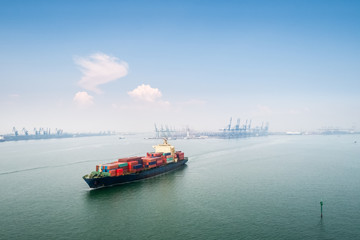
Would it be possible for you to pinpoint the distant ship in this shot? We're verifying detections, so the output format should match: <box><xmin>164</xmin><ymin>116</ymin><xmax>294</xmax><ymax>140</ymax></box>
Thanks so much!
<box><xmin>83</xmin><ymin>139</ymin><xmax>188</xmax><ymax>189</ymax></box>
<box><xmin>286</xmin><ymin>131</ymin><xmax>302</xmax><ymax>135</ymax></box>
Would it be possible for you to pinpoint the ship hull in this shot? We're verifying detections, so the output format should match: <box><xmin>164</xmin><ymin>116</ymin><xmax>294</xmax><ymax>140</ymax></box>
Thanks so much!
<box><xmin>83</xmin><ymin>158</ymin><xmax>188</xmax><ymax>189</ymax></box>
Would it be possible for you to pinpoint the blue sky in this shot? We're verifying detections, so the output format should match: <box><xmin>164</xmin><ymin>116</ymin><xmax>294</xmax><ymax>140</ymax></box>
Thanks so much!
<box><xmin>1</xmin><ymin>0</ymin><xmax>359</xmax><ymax>133</ymax></box>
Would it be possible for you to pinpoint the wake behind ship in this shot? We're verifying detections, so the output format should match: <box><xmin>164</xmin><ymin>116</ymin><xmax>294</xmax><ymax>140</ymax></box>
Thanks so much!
<box><xmin>83</xmin><ymin>139</ymin><xmax>188</xmax><ymax>189</ymax></box>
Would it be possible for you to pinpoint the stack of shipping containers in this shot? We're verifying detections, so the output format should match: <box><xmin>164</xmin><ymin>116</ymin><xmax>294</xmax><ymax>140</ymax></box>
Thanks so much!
<box><xmin>94</xmin><ymin>151</ymin><xmax>185</xmax><ymax>177</ymax></box>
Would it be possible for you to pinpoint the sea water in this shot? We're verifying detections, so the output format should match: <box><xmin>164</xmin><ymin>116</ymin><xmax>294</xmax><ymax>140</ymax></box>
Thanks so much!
<box><xmin>0</xmin><ymin>134</ymin><xmax>359</xmax><ymax>239</ymax></box>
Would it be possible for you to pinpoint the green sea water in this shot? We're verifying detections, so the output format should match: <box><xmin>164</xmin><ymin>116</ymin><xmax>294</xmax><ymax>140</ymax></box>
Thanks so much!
<box><xmin>1</xmin><ymin>135</ymin><xmax>359</xmax><ymax>239</ymax></box>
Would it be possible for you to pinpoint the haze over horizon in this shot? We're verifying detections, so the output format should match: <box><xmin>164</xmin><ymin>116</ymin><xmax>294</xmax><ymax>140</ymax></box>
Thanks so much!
<box><xmin>1</xmin><ymin>1</ymin><xmax>359</xmax><ymax>135</ymax></box>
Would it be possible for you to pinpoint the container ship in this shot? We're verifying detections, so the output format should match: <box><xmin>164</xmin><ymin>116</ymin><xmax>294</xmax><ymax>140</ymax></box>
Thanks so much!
<box><xmin>83</xmin><ymin>139</ymin><xmax>188</xmax><ymax>189</ymax></box>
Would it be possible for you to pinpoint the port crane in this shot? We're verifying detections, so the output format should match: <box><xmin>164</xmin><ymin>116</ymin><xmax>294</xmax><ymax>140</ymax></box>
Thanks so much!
<box><xmin>22</xmin><ymin>128</ymin><xmax>29</xmax><ymax>135</ymax></box>
<box><xmin>154</xmin><ymin>124</ymin><xmax>160</xmax><ymax>138</ymax></box>
<box><xmin>55</xmin><ymin>128</ymin><xmax>63</xmax><ymax>135</ymax></box>
<box><xmin>235</xmin><ymin>119</ymin><xmax>240</xmax><ymax>131</ymax></box>
<box><xmin>12</xmin><ymin>127</ymin><xmax>18</xmax><ymax>136</ymax></box>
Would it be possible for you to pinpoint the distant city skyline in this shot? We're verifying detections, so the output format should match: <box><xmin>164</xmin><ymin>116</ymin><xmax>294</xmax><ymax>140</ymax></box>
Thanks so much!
<box><xmin>1</xmin><ymin>1</ymin><xmax>359</xmax><ymax>134</ymax></box>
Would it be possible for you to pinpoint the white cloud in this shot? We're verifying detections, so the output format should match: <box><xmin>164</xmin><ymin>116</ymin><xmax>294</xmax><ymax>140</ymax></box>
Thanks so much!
<box><xmin>73</xmin><ymin>91</ymin><xmax>94</xmax><ymax>106</ymax></box>
<box><xmin>128</xmin><ymin>84</ymin><xmax>162</xmax><ymax>102</ymax></box>
<box><xmin>74</xmin><ymin>53</ymin><xmax>128</xmax><ymax>94</ymax></box>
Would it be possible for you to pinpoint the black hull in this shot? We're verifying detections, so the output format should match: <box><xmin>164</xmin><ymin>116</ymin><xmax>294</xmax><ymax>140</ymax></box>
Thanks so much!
<box><xmin>83</xmin><ymin>158</ymin><xmax>188</xmax><ymax>189</ymax></box>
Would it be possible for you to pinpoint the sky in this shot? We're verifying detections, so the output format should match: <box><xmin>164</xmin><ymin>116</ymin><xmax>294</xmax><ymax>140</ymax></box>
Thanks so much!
<box><xmin>0</xmin><ymin>0</ymin><xmax>359</xmax><ymax>134</ymax></box>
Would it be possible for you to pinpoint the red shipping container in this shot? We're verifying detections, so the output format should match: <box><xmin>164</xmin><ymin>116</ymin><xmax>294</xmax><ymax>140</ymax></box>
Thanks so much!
<box><xmin>108</xmin><ymin>163</ymin><xmax>119</xmax><ymax>170</ymax></box>
<box><xmin>152</xmin><ymin>152</ymin><xmax>163</xmax><ymax>157</ymax></box>
<box><xmin>116</xmin><ymin>168</ymin><xmax>124</xmax><ymax>176</ymax></box>
<box><xmin>142</xmin><ymin>161</ymin><xmax>156</xmax><ymax>166</ymax></box>
<box><xmin>146</xmin><ymin>152</ymin><xmax>162</xmax><ymax>157</ymax></box>
<box><xmin>117</xmin><ymin>165</ymin><xmax>128</xmax><ymax>170</ymax></box>
<box><xmin>128</xmin><ymin>167</ymin><xmax>138</xmax><ymax>173</ymax></box>
<box><xmin>128</xmin><ymin>160</ymin><xmax>139</xmax><ymax>170</ymax></box>
<box><xmin>177</xmin><ymin>152</ymin><xmax>184</xmax><ymax>160</ymax></box>
<box><xmin>109</xmin><ymin>169</ymin><xmax>117</xmax><ymax>177</ymax></box>
<box><xmin>118</xmin><ymin>156</ymin><xmax>144</xmax><ymax>163</ymax></box>
<box><xmin>142</xmin><ymin>157</ymin><xmax>161</xmax><ymax>162</ymax></box>
<box><xmin>96</xmin><ymin>165</ymin><xmax>99</xmax><ymax>171</ymax></box>
<box><xmin>156</xmin><ymin>160</ymin><xmax>163</xmax><ymax>166</ymax></box>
